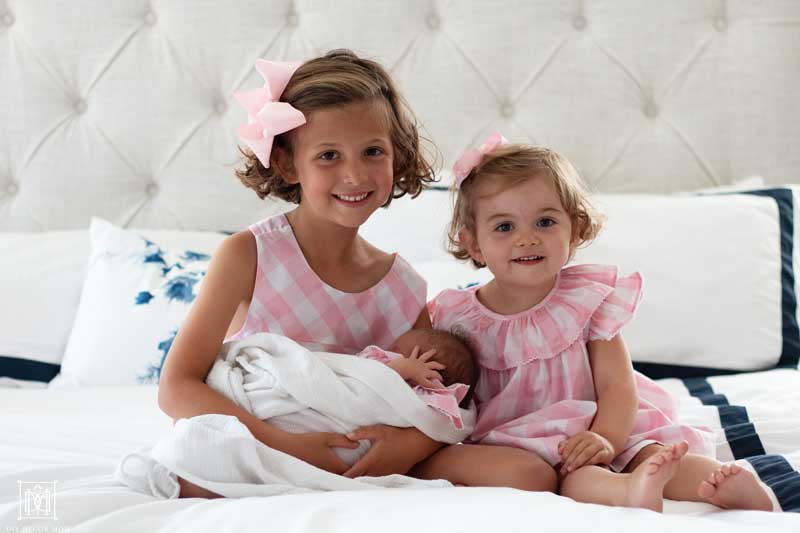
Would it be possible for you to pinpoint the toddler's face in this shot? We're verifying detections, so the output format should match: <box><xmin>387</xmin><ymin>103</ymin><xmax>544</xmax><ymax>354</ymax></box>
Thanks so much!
<box><xmin>466</xmin><ymin>174</ymin><xmax>575</xmax><ymax>292</ymax></box>
<box><xmin>285</xmin><ymin>101</ymin><xmax>395</xmax><ymax>229</ymax></box>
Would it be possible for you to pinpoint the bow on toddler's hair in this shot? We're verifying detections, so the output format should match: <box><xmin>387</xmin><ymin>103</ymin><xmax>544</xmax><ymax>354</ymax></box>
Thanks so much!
<box><xmin>234</xmin><ymin>60</ymin><xmax>306</xmax><ymax>168</ymax></box>
<box><xmin>452</xmin><ymin>132</ymin><xmax>508</xmax><ymax>188</ymax></box>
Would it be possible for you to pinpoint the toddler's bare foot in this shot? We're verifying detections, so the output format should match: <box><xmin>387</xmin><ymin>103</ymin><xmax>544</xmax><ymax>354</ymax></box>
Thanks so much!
<box><xmin>626</xmin><ymin>441</ymin><xmax>688</xmax><ymax>512</ymax></box>
<box><xmin>697</xmin><ymin>463</ymin><xmax>773</xmax><ymax>511</ymax></box>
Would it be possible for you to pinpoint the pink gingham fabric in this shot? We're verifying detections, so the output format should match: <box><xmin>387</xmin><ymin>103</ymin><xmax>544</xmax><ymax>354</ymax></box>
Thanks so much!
<box><xmin>429</xmin><ymin>264</ymin><xmax>715</xmax><ymax>471</ymax></box>
<box><xmin>225</xmin><ymin>214</ymin><xmax>427</xmax><ymax>354</ymax></box>
<box><xmin>359</xmin><ymin>345</ymin><xmax>469</xmax><ymax>430</ymax></box>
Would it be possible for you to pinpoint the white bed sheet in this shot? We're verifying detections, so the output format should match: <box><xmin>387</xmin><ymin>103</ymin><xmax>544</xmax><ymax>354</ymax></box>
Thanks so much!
<box><xmin>1</xmin><ymin>379</ymin><xmax>798</xmax><ymax>532</ymax></box>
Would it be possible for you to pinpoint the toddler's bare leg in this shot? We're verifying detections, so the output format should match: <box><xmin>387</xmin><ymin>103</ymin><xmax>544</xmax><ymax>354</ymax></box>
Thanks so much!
<box><xmin>626</xmin><ymin>443</ymin><xmax>772</xmax><ymax>510</ymax></box>
<box><xmin>560</xmin><ymin>442</ymin><xmax>686</xmax><ymax>512</ymax></box>
<box><xmin>178</xmin><ymin>476</ymin><xmax>223</xmax><ymax>499</ymax></box>
<box><xmin>409</xmin><ymin>443</ymin><xmax>558</xmax><ymax>492</ymax></box>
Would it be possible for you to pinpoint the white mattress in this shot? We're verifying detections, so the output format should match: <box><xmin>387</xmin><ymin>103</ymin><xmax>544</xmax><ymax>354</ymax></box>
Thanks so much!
<box><xmin>1</xmin><ymin>371</ymin><xmax>799</xmax><ymax>531</ymax></box>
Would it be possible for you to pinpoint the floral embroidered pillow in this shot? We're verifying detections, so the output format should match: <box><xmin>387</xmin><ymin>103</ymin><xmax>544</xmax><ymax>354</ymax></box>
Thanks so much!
<box><xmin>51</xmin><ymin>218</ymin><xmax>225</xmax><ymax>387</ymax></box>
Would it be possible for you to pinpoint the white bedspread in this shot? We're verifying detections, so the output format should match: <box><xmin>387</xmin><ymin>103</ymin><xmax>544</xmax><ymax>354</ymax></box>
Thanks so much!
<box><xmin>1</xmin><ymin>371</ymin><xmax>799</xmax><ymax>531</ymax></box>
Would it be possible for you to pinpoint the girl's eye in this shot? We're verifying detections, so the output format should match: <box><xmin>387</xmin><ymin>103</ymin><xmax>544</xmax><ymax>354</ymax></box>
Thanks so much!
<box><xmin>537</xmin><ymin>217</ymin><xmax>556</xmax><ymax>228</ymax></box>
<box><xmin>364</xmin><ymin>147</ymin><xmax>385</xmax><ymax>157</ymax></box>
<box><xmin>495</xmin><ymin>222</ymin><xmax>512</xmax><ymax>232</ymax></box>
<box><xmin>319</xmin><ymin>151</ymin><xmax>338</xmax><ymax>161</ymax></box>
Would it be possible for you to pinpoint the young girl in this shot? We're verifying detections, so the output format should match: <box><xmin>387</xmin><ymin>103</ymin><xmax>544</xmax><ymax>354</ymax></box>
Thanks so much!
<box><xmin>426</xmin><ymin>133</ymin><xmax>775</xmax><ymax>512</ymax></box>
<box><xmin>158</xmin><ymin>51</ymin><xmax>554</xmax><ymax>498</ymax></box>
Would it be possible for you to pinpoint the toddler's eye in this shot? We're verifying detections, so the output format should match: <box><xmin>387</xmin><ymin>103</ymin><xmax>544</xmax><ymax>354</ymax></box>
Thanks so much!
<box><xmin>537</xmin><ymin>217</ymin><xmax>556</xmax><ymax>228</ymax></box>
<box><xmin>364</xmin><ymin>147</ymin><xmax>385</xmax><ymax>157</ymax></box>
<box><xmin>319</xmin><ymin>151</ymin><xmax>339</xmax><ymax>161</ymax></box>
<box><xmin>495</xmin><ymin>222</ymin><xmax>512</xmax><ymax>232</ymax></box>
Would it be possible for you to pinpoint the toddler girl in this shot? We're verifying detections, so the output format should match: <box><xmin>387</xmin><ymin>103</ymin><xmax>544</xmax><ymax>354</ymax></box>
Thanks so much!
<box><xmin>428</xmin><ymin>133</ymin><xmax>775</xmax><ymax>512</ymax></box>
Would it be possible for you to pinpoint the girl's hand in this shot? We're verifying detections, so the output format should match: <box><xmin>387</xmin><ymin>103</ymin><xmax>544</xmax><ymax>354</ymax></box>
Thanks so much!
<box><xmin>388</xmin><ymin>346</ymin><xmax>446</xmax><ymax>388</ymax></box>
<box><xmin>284</xmin><ymin>431</ymin><xmax>361</xmax><ymax>475</ymax></box>
<box><xmin>557</xmin><ymin>431</ymin><xmax>616</xmax><ymax>475</ymax></box>
<box><xmin>342</xmin><ymin>425</ymin><xmax>438</xmax><ymax>478</ymax></box>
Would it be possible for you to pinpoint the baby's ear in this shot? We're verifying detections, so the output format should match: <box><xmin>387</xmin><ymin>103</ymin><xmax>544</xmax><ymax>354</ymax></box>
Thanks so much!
<box><xmin>458</xmin><ymin>228</ymin><xmax>485</xmax><ymax>265</ymax></box>
<box><xmin>273</xmin><ymin>148</ymin><xmax>297</xmax><ymax>184</ymax></box>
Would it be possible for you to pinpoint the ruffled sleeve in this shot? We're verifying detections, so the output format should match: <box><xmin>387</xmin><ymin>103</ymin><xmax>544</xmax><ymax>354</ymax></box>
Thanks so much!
<box><xmin>358</xmin><ymin>345</ymin><xmax>394</xmax><ymax>365</ymax></box>
<box><xmin>585</xmin><ymin>268</ymin><xmax>643</xmax><ymax>342</ymax></box>
<box><xmin>412</xmin><ymin>382</ymin><xmax>470</xmax><ymax>430</ymax></box>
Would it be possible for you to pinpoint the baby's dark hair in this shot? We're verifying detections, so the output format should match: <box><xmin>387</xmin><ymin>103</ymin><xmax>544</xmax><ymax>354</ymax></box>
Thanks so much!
<box><xmin>406</xmin><ymin>328</ymin><xmax>478</xmax><ymax>409</ymax></box>
<box><xmin>236</xmin><ymin>49</ymin><xmax>436</xmax><ymax>206</ymax></box>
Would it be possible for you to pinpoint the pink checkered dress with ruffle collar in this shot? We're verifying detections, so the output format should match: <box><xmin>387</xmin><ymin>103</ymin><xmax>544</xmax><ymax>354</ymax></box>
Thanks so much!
<box><xmin>429</xmin><ymin>264</ymin><xmax>715</xmax><ymax>471</ymax></box>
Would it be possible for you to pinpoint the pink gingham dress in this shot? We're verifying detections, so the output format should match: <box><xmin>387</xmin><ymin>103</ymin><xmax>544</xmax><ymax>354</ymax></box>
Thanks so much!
<box><xmin>225</xmin><ymin>214</ymin><xmax>427</xmax><ymax>354</ymax></box>
<box><xmin>429</xmin><ymin>264</ymin><xmax>715</xmax><ymax>471</ymax></box>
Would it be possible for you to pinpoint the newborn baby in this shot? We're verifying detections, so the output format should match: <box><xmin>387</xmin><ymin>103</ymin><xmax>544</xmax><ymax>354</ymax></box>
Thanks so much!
<box><xmin>204</xmin><ymin>328</ymin><xmax>479</xmax><ymax>470</ymax></box>
<box><xmin>365</xmin><ymin>328</ymin><xmax>478</xmax><ymax>409</ymax></box>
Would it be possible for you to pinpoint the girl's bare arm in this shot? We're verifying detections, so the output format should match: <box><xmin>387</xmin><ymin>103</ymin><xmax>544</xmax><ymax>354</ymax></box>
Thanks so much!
<box><xmin>157</xmin><ymin>231</ymin><xmax>291</xmax><ymax>448</ymax></box>
<box><xmin>587</xmin><ymin>334</ymin><xmax>638</xmax><ymax>455</ymax></box>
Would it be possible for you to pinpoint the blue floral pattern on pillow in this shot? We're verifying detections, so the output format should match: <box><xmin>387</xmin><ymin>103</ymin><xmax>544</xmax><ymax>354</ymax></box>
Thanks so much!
<box><xmin>140</xmin><ymin>329</ymin><xmax>177</xmax><ymax>384</ymax></box>
<box><xmin>132</xmin><ymin>236</ymin><xmax>210</xmax><ymax>384</ymax></box>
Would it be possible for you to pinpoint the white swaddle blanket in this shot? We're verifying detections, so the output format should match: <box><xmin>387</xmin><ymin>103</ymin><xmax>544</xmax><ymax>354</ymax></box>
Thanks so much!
<box><xmin>116</xmin><ymin>333</ymin><xmax>475</xmax><ymax>498</ymax></box>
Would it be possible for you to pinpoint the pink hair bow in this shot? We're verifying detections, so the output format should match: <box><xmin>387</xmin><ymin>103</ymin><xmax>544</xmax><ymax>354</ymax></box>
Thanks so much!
<box><xmin>452</xmin><ymin>132</ymin><xmax>508</xmax><ymax>188</ymax></box>
<box><xmin>234</xmin><ymin>59</ymin><xmax>306</xmax><ymax>168</ymax></box>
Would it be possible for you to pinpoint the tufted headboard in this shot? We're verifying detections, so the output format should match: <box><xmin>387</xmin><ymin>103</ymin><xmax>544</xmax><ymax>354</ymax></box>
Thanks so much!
<box><xmin>1</xmin><ymin>0</ymin><xmax>798</xmax><ymax>232</ymax></box>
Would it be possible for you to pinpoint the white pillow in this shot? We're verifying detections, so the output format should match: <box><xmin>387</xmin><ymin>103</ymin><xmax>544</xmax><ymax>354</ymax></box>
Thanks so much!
<box><xmin>0</xmin><ymin>230</ymin><xmax>89</xmax><ymax>387</ymax></box>
<box><xmin>574</xmin><ymin>187</ymin><xmax>798</xmax><ymax>377</ymax></box>
<box><xmin>50</xmin><ymin>218</ymin><xmax>226</xmax><ymax>387</ymax></box>
<box><xmin>363</xmin><ymin>184</ymin><xmax>800</xmax><ymax>378</ymax></box>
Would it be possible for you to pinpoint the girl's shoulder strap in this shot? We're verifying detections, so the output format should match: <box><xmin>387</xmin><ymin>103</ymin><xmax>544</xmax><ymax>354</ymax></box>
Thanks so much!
<box><xmin>247</xmin><ymin>212</ymin><xmax>291</xmax><ymax>237</ymax></box>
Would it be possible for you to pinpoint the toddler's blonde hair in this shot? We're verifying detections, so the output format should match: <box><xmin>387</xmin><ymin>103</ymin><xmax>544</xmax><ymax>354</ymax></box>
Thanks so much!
<box><xmin>447</xmin><ymin>145</ymin><xmax>604</xmax><ymax>268</ymax></box>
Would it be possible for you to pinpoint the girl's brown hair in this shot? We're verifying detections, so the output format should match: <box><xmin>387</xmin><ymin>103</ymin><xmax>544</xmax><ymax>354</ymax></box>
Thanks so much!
<box><xmin>236</xmin><ymin>49</ymin><xmax>436</xmax><ymax>205</ymax></box>
<box><xmin>447</xmin><ymin>145</ymin><xmax>604</xmax><ymax>268</ymax></box>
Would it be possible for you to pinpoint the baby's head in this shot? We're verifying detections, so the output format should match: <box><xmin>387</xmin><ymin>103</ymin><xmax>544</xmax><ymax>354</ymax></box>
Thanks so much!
<box><xmin>447</xmin><ymin>138</ymin><xmax>603</xmax><ymax>284</ymax></box>
<box><xmin>235</xmin><ymin>49</ymin><xmax>435</xmax><ymax>211</ymax></box>
<box><xmin>389</xmin><ymin>328</ymin><xmax>478</xmax><ymax>408</ymax></box>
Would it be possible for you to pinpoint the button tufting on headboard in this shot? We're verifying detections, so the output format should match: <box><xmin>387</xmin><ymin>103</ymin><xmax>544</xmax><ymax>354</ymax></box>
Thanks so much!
<box><xmin>0</xmin><ymin>1</ymin><xmax>797</xmax><ymax>231</ymax></box>
<box><xmin>643</xmin><ymin>103</ymin><xmax>659</xmax><ymax>119</ymax></box>
<box><xmin>74</xmin><ymin>99</ymin><xmax>88</xmax><ymax>115</ymax></box>
<box><xmin>572</xmin><ymin>15</ymin><xmax>587</xmax><ymax>31</ymax></box>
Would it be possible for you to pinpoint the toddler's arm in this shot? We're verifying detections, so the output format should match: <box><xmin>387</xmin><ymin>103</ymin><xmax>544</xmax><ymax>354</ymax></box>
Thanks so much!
<box><xmin>587</xmin><ymin>334</ymin><xmax>638</xmax><ymax>454</ymax></box>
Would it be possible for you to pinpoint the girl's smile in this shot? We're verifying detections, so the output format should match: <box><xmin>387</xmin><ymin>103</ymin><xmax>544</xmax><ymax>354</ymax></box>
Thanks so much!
<box><xmin>465</xmin><ymin>173</ymin><xmax>577</xmax><ymax>314</ymax></box>
<box><xmin>281</xmin><ymin>101</ymin><xmax>395</xmax><ymax>229</ymax></box>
